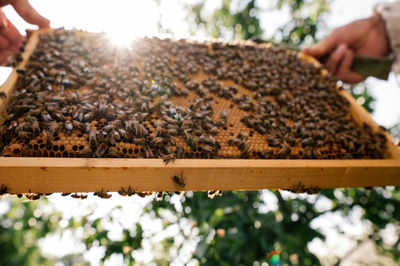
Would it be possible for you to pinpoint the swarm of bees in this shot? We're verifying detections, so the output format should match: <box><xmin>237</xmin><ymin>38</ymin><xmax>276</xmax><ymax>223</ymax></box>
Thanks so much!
<box><xmin>14</xmin><ymin>189</ymin><xmax>50</xmax><ymax>200</ymax></box>
<box><xmin>0</xmin><ymin>28</ymin><xmax>388</xmax><ymax>164</ymax></box>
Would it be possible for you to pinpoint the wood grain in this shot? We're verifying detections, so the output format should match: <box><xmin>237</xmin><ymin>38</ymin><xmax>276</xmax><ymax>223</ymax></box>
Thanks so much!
<box><xmin>0</xmin><ymin>157</ymin><xmax>399</xmax><ymax>193</ymax></box>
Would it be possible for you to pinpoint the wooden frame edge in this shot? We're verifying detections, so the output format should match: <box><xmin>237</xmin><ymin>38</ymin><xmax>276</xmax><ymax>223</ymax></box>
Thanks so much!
<box><xmin>0</xmin><ymin>157</ymin><xmax>399</xmax><ymax>193</ymax></box>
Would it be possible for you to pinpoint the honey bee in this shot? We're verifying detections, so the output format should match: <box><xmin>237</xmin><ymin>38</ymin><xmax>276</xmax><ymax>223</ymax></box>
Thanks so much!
<box><xmin>94</xmin><ymin>143</ymin><xmax>108</xmax><ymax>158</ymax></box>
<box><xmin>163</xmin><ymin>153</ymin><xmax>175</xmax><ymax>165</ymax></box>
<box><xmin>89</xmin><ymin>130</ymin><xmax>97</xmax><ymax>147</ymax></box>
<box><xmin>14</xmin><ymin>122</ymin><xmax>27</xmax><ymax>133</ymax></box>
<box><xmin>84</xmin><ymin>112</ymin><xmax>94</xmax><ymax>121</ymax></box>
<box><xmin>72</xmin><ymin>120</ymin><xmax>85</xmax><ymax>131</ymax></box>
<box><xmin>41</xmin><ymin>111</ymin><xmax>52</xmax><ymax>122</ymax></box>
<box><xmin>25</xmin><ymin>193</ymin><xmax>41</xmax><ymax>200</ymax></box>
<box><xmin>151</xmin><ymin>137</ymin><xmax>165</xmax><ymax>146</ymax></box>
<box><xmin>31</xmin><ymin>120</ymin><xmax>40</xmax><ymax>134</ymax></box>
<box><xmin>15</xmin><ymin>53</ymin><xmax>23</xmax><ymax>62</ymax></box>
<box><xmin>118</xmin><ymin>186</ymin><xmax>134</xmax><ymax>196</ymax></box>
<box><xmin>288</xmin><ymin>182</ymin><xmax>306</xmax><ymax>194</ymax></box>
<box><xmin>207</xmin><ymin>190</ymin><xmax>223</xmax><ymax>199</ymax></box>
<box><xmin>176</xmin><ymin>146</ymin><xmax>184</xmax><ymax>158</ymax></box>
<box><xmin>267</xmin><ymin>137</ymin><xmax>281</xmax><ymax>147</ymax></box>
<box><xmin>167</xmin><ymin>128</ymin><xmax>178</xmax><ymax>136</ymax></box>
<box><xmin>103</xmin><ymin>124</ymin><xmax>114</xmax><ymax>133</ymax></box>
<box><xmin>203</xmin><ymin>136</ymin><xmax>215</xmax><ymax>146</ymax></box>
<box><xmin>117</xmin><ymin>128</ymin><xmax>127</xmax><ymax>139</ymax></box>
<box><xmin>136</xmin><ymin>191</ymin><xmax>152</xmax><ymax>197</ymax></box>
<box><xmin>78</xmin><ymin>149</ymin><xmax>93</xmax><ymax>158</ymax></box>
<box><xmin>25</xmin><ymin>190</ymin><xmax>42</xmax><ymax>200</ymax></box>
<box><xmin>276</xmin><ymin>144</ymin><xmax>291</xmax><ymax>158</ymax></box>
<box><xmin>304</xmin><ymin>186</ymin><xmax>321</xmax><ymax>194</ymax></box>
<box><xmin>16</xmin><ymin>68</ymin><xmax>26</xmax><ymax>74</ymax></box>
<box><xmin>94</xmin><ymin>189</ymin><xmax>112</xmax><ymax>199</ymax></box>
<box><xmin>142</xmin><ymin>146</ymin><xmax>153</xmax><ymax>157</ymax></box>
<box><xmin>209</xmin><ymin>127</ymin><xmax>219</xmax><ymax>136</ymax></box>
<box><xmin>47</xmin><ymin>121</ymin><xmax>61</xmax><ymax>135</ymax></box>
<box><xmin>0</xmin><ymin>92</ymin><xmax>6</xmax><ymax>99</ymax></box>
<box><xmin>156</xmin><ymin>191</ymin><xmax>164</xmax><ymax>201</ymax></box>
<box><xmin>71</xmin><ymin>193</ymin><xmax>88</xmax><ymax>199</ymax></box>
<box><xmin>255</xmin><ymin>124</ymin><xmax>266</xmax><ymax>135</ymax></box>
<box><xmin>241</xmin><ymin>115</ymin><xmax>255</xmax><ymax>128</ymax></box>
<box><xmin>107</xmin><ymin>146</ymin><xmax>122</xmax><ymax>158</ymax></box>
<box><xmin>0</xmin><ymin>184</ymin><xmax>8</xmax><ymax>195</ymax></box>
<box><xmin>18</xmin><ymin>131</ymin><xmax>33</xmax><ymax>139</ymax></box>
<box><xmin>227</xmin><ymin>138</ymin><xmax>234</xmax><ymax>146</ymax></box>
<box><xmin>201</xmin><ymin>144</ymin><xmax>214</xmax><ymax>153</ymax></box>
<box><xmin>172</xmin><ymin>171</ymin><xmax>185</xmax><ymax>187</ymax></box>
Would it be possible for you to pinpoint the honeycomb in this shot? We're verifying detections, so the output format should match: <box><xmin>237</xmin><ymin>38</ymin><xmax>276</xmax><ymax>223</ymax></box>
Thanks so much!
<box><xmin>0</xmin><ymin>29</ymin><xmax>388</xmax><ymax>159</ymax></box>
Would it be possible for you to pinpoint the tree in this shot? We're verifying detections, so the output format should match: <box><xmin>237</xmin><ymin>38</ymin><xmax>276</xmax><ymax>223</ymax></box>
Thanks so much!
<box><xmin>0</xmin><ymin>198</ymin><xmax>60</xmax><ymax>266</ymax></box>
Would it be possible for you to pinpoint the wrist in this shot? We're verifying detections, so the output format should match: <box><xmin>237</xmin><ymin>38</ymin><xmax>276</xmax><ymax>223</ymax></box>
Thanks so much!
<box><xmin>371</xmin><ymin>10</ymin><xmax>392</xmax><ymax>54</ymax></box>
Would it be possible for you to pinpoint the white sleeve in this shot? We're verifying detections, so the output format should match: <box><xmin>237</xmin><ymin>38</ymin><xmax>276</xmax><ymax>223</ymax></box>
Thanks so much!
<box><xmin>375</xmin><ymin>1</ymin><xmax>400</xmax><ymax>74</ymax></box>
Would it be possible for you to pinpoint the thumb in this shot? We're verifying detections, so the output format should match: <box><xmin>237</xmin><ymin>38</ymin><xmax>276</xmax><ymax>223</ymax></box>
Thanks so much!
<box><xmin>303</xmin><ymin>34</ymin><xmax>338</xmax><ymax>58</ymax></box>
<box><xmin>12</xmin><ymin>0</ymin><xmax>50</xmax><ymax>28</ymax></box>
<box><xmin>0</xmin><ymin>8</ymin><xmax>7</xmax><ymax>31</ymax></box>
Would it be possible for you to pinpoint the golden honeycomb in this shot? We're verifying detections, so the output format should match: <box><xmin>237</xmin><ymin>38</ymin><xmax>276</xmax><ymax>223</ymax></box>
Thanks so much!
<box><xmin>0</xmin><ymin>29</ymin><xmax>388</xmax><ymax>160</ymax></box>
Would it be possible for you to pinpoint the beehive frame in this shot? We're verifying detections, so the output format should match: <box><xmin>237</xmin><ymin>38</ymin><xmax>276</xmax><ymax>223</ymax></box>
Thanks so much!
<box><xmin>0</xmin><ymin>29</ymin><xmax>399</xmax><ymax>194</ymax></box>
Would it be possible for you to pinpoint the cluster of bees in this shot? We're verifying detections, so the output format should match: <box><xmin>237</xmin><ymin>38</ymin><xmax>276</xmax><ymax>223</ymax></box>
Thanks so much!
<box><xmin>0</xmin><ymin>168</ymin><xmax>223</xmax><ymax>199</ymax></box>
<box><xmin>0</xmin><ymin>182</ymin><xmax>224</xmax><ymax>200</ymax></box>
<box><xmin>0</xmin><ymin>28</ymin><xmax>388</xmax><ymax>164</ymax></box>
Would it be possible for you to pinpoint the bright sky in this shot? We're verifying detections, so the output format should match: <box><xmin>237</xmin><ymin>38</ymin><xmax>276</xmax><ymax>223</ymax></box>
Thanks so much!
<box><xmin>0</xmin><ymin>0</ymin><xmax>399</xmax><ymax>265</ymax></box>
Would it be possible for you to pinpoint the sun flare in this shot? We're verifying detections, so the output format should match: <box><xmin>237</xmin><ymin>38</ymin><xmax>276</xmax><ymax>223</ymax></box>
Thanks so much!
<box><xmin>106</xmin><ymin>30</ymin><xmax>135</xmax><ymax>47</ymax></box>
<box><xmin>101</xmin><ymin>0</ymin><xmax>159</xmax><ymax>47</ymax></box>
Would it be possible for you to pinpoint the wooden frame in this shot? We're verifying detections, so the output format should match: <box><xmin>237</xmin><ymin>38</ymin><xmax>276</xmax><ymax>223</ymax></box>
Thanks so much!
<box><xmin>0</xmin><ymin>30</ymin><xmax>399</xmax><ymax>194</ymax></box>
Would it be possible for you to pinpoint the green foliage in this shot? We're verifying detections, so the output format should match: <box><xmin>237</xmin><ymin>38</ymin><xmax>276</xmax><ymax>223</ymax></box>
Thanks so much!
<box><xmin>0</xmin><ymin>198</ymin><xmax>60</xmax><ymax>266</ymax></box>
<box><xmin>152</xmin><ymin>191</ymin><xmax>323</xmax><ymax>265</ymax></box>
<box><xmin>276</xmin><ymin>0</ymin><xmax>330</xmax><ymax>45</ymax></box>
<box><xmin>186</xmin><ymin>0</ymin><xmax>329</xmax><ymax>43</ymax></box>
<box><xmin>347</xmin><ymin>83</ymin><xmax>375</xmax><ymax>113</ymax></box>
<box><xmin>186</xmin><ymin>0</ymin><xmax>263</xmax><ymax>40</ymax></box>
<box><xmin>322</xmin><ymin>187</ymin><xmax>400</xmax><ymax>263</ymax></box>
<box><xmin>69</xmin><ymin>210</ymin><xmax>143</xmax><ymax>265</ymax></box>
<box><xmin>62</xmin><ymin>187</ymin><xmax>399</xmax><ymax>265</ymax></box>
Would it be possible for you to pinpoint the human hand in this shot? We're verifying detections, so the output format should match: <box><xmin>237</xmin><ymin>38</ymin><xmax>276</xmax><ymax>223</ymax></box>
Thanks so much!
<box><xmin>303</xmin><ymin>11</ymin><xmax>391</xmax><ymax>83</ymax></box>
<box><xmin>0</xmin><ymin>0</ymin><xmax>50</xmax><ymax>64</ymax></box>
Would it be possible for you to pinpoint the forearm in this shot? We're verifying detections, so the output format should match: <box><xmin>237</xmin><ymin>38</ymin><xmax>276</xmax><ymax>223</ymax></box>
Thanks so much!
<box><xmin>375</xmin><ymin>1</ymin><xmax>400</xmax><ymax>74</ymax></box>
